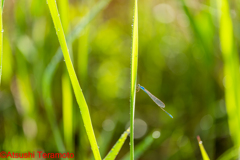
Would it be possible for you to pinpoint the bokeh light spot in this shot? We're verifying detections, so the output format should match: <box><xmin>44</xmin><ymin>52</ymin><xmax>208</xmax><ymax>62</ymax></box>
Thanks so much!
<box><xmin>102</xmin><ymin>119</ymin><xmax>115</xmax><ymax>131</ymax></box>
<box><xmin>22</xmin><ymin>118</ymin><xmax>37</xmax><ymax>139</ymax></box>
<box><xmin>126</xmin><ymin>119</ymin><xmax>148</xmax><ymax>139</ymax></box>
<box><xmin>153</xmin><ymin>4</ymin><xmax>175</xmax><ymax>24</ymax></box>
<box><xmin>152</xmin><ymin>131</ymin><xmax>161</xmax><ymax>139</ymax></box>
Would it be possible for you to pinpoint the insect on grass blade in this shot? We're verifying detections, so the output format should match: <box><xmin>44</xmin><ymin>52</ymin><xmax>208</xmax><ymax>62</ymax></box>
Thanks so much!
<box><xmin>138</xmin><ymin>84</ymin><xmax>173</xmax><ymax>118</ymax></box>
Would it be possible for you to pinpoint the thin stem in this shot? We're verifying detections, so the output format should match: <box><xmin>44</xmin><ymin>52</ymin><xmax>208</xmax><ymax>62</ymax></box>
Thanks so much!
<box><xmin>0</xmin><ymin>0</ymin><xmax>3</xmax><ymax>85</ymax></box>
<box><xmin>130</xmin><ymin>0</ymin><xmax>138</xmax><ymax>159</ymax></box>
<box><xmin>46</xmin><ymin>0</ymin><xmax>101</xmax><ymax>159</ymax></box>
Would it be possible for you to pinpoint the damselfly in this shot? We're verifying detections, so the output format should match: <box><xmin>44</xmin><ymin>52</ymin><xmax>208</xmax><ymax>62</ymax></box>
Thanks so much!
<box><xmin>137</xmin><ymin>84</ymin><xmax>173</xmax><ymax>118</ymax></box>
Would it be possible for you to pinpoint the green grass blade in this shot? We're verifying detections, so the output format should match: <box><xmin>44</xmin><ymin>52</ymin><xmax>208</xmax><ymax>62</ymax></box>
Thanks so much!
<box><xmin>43</xmin><ymin>94</ymin><xmax>67</xmax><ymax>153</ymax></box>
<box><xmin>197</xmin><ymin>136</ymin><xmax>210</xmax><ymax>160</ymax></box>
<box><xmin>130</xmin><ymin>0</ymin><xmax>138</xmax><ymax>159</ymax></box>
<box><xmin>0</xmin><ymin>0</ymin><xmax>2</xmax><ymax>85</ymax></box>
<box><xmin>15</xmin><ymin>52</ymin><xmax>35</xmax><ymax>116</ymax></box>
<box><xmin>58</xmin><ymin>0</ymin><xmax>73</xmax><ymax>152</ymax></box>
<box><xmin>58</xmin><ymin>0</ymin><xmax>70</xmax><ymax>33</ymax></box>
<box><xmin>46</xmin><ymin>1</ymin><xmax>101</xmax><ymax>159</ymax></box>
<box><xmin>62</xmin><ymin>71</ymin><xmax>73</xmax><ymax>151</ymax></box>
<box><xmin>217</xmin><ymin>146</ymin><xmax>240</xmax><ymax>160</ymax></box>
<box><xmin>217</xmin><ymin>0</ymin><xmax>240</xmax><ymax>146</ymax></box>
<box><xmin>103</xmin><ymin>128</ymin><xmax>130</xmax><ymax>160</ymax></box>
<box><xmin>121</xmin><ymin>133</ymin><xmax>154</xmax><ymax>160</ymax></box>
<box><xmin>1</xmin><ymin>36</ymin><xmax>12</xmax><ymax>84</ymax></box>
<box><xmin>42</xmin><ymin>0</ymin><xmax>111</xmax><ymax>154</ymax></box>
<box><xmin>78</xmin><ymin>26</ymin><xmax>89</xmax><ymax>87</ymax></box>
<box><xmin>42</xmin><ymin>58</ymin><xmax>67</xmax><ymax>155</ymax></box>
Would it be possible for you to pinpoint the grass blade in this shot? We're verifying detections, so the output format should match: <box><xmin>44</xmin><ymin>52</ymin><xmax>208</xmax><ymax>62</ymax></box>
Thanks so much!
<box><xmin>103</xmin><ymin>128</ymin><xmax>130</xmax><ymax>160</ymax></box>
<box><xmin>217</xmin><ymin>146</ymin><xmax>240</xmax><ymax>160</ymax></box>
<box><xmin>42</xmin><ymin>0</ymin><xmax>111</xmax><ymax>154</ymax></box>
<box><xmin>46</xmin><ymin>1</ymin><xmax>101</xmax><ymax>159</ymax></box>
<box><xmin>78</xmin><ymin>26</ymin><xmax>89</xmax><ymax>88</ymax></box>
<box><xmin>130</xmin><ymin>0</ymin><xmax>138</xmax><ymax>159</ymax></box>
<box><xmin>0</xmin><ymin>0</ymin><xmax>3</xmax><ymax>85</ymax></box>
<box><xmin>58</xmin><ymin>0</ymin><xmax>73</xmax><ymax>152</ymax></box>
<box><xmin>197</xmin><ymin>136</ymin><xmax>210</xmax><ymax>160</ymax></box>
<box><xmin>15</xmin><ymin>52</ymin><xmax>35</xmax><ymax>116</ymax></box>
<box><xmin>121</xmin><ymin>133</ymin><xmax>154</xmax><ymax>160</ymax></box>
<box><xmin>62</xmin><ymin>71</ymin><xmax>73</xmax><ymax>151</ymax></box>
<box><xmin>217</xmin><ymin>0</ymin><xmax>240</xmax><ymax>146</ymax></box>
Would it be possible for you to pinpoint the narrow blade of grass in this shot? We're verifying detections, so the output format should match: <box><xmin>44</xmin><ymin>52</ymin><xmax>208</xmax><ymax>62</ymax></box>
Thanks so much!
<box><xmin>1</xmin><ymin>36</ymin><xmax>12</xmax><ymax>84</ymax></box>
<box><xmin>0</xmin><ymin>0</ymin><xmax>3</xmax><ymax>85</ymax></box>
<box><xmin>58</xmin><ymin>0</ymin><xmax>70</xmax><ymax>33</ymax></box>
<box><xmin>217</xmin><ymin>0</ymin><xmax>240</xmax><ymax>146</ymax></box>
<box><xmin>130</xmin><ymin>0</ymin><xmax>138</xmax><ymax>159</ymax></box>
<box><xmin>121</xmin><ymin>133</ymin><xmax>154</xmax><ymax>160</ymax></box>
<box><xmin>15</xmin><ymin>52</ymin><xmax>35</xmax><ymax>116</ymax></box>
<box><xmin>217</xmin><ymin>146</ymin><xmax>240</xmax><ymax>160</ymax></box>
<box><xmin>103</xmin><ymin>128</ymin><xmax>130</xmax><ymax>160</ymax></box>
<box><xmin>78</xmin><ymin>26</ymin><xmax>89</xmax><ymax>87</ymax></box>
<box><xmin>58</xmin><ymin>0</ymin><xmax>73</xmax><ymax>152</ymax></box>
<box><xmin>197</xmin><ymin>136</ymin><xmax>210</xmax><ymax>160</ymax></box>
<box><xmin>42</xmin><ymin>0</ymin><xmax>111</xmax><ymax>155</ymax></box>
<box><xmin>46</xmin><ymin>1</ymin><xmax>101</xmax><ymax>159</ymax></box>
<box><xmin>42</xmin><ymin>94</ymin><xmax>67</xmax><ymax>154</ymax></box>
<box><xmin>62</xmin><ymin>71</ymin><xmax>73</xmax><ymax>151</ymax></box>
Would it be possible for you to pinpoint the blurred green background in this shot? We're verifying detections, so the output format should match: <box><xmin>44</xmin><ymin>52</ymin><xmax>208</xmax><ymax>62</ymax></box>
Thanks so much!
<box><xmin>0</xmin><ymin>0</ymin><xmax>239</xmax><ymax>159</ymax></box>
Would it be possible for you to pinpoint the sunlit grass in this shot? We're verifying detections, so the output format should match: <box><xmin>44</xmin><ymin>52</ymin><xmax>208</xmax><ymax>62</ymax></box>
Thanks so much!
<box><xmin>62</xmin><ymin>72</ymin><xmax>73</xmax><ymax>151</ymax></box>
<box><xmin>42</xmin><ymin>0</ymin><xmax>111</xmax><ymax>157</ymax></box>
<box><xmin>0</xmin><ymin>0</ymin><xmax>3</xmax><ymax>85</ymax></box>
<box><xmin>130</xmin><ymin>0</ymin><xmax>138</xmax><ymax>159</ymax></box>
<box><xmin>104</xmin><ymin>128</ymin><xmax>130</xmax><ymax>160</ymax></box>
<box><xmin>15</xmin><ymin>52</ymin><xmax>35</xmax><ymax>116</ymax></box>
<box><xmin>58</xmin><ymin>0</ymin><xmax>73</xmax><ymax>152</ymax></box>
<box><xmin>217</xmin><ymin>146</ymin><xmax>240</xmax><ymax>160</ymax></box>
<box><xmin>217</xmin><ymin>0</ymin><xmax>240</xmax><ymax>147</ymax></box>
<box><xmin>47</xmin><ymin>0</ymin><xmax>101</xmax><ymax>159</ymax></box>
<box><xmin>1</xmin><ymin>0</ymin><xmax>240</xmax><ymax>159</ymax></box>
<box><xmin>197</xmin><ymin>136</ymin><xmax>210</xmax><ymax>160</ymax></box>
